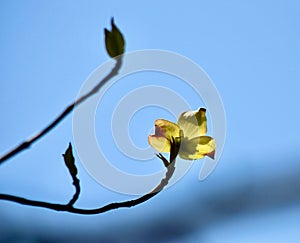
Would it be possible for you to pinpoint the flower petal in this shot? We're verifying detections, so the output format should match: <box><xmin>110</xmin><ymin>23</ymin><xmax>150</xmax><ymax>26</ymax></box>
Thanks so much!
<box><xmin>148</xmin><ymin>135</ymin><xmax>171</xmax><ymax>152</ymax></box>
<box><xmin>154</xmin><ymin>119</ymin><xmax>181</xmax><ymax>140</ymax></box>
<box><xmin>177</xmin><ymin>108</ymin><xmax>207</xmax><ymax>139</ymax></box>
<box><xmin>179</xmin><ymin>136</ymin><xmax>216</xmax><ymax>160</ymax></box>
<box><xmin>148</xmin><ymin>119</ymin><xmax>181</xmax><ymax>153</ymax></box>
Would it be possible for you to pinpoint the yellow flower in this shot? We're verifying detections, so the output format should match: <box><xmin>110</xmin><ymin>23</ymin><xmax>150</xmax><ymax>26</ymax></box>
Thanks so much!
<box><xmin>148</xmin><ymin>108</ymin><xmax>216</xmax><ymax>160</ymax></box>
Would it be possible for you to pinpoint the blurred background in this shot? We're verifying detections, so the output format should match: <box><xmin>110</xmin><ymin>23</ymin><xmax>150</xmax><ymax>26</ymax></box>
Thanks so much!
<box><xmin>0</xmin><ymin>0</ymin><xmax>299</xmax><ymax>242</ymax></box>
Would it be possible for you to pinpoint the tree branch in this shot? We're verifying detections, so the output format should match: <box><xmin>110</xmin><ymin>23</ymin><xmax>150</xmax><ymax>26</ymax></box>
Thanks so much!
<box><xmin>0</xmin><ymin>57</ymin><xmax>123</xmax><ymax>165</ymax></box>
<box><xmin>0</xmin><ymin>141</ymin><xmax>179</xmax><ymax>215</ymax></box>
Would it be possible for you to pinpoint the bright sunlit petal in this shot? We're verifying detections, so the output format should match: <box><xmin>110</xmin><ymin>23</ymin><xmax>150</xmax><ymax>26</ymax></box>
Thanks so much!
<box><xmin>177</xmin><ymin>108</ymin><xmax>207</xmax><ymax>139</ymax></box>
<box><xmin>179</xmin><ymin>136</ymin><xmax>216</xmax><ymax>160</ymax></box>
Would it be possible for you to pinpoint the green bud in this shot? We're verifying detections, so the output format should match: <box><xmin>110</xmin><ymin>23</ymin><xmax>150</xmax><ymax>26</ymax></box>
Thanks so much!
<box><xmin>104</xmin><ymin>18</ymin><xmax>125</xmax><ymax>58</ymax></box>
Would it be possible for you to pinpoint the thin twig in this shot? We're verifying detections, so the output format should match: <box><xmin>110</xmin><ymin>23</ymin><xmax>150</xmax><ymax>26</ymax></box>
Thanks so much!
<box><xmin>62</xmin><ymin>143</ymin><xmax>81</xmax><ymax>206</ymax></box>
<box><xmin>0</xmin><ymin>57</ymin><xmax>123</xmax><ymax>165</ymax></box>
<box><xmin>68</xmin><ymin>176</ymin><xmax>80</xmax><ymax>206</ymax></box>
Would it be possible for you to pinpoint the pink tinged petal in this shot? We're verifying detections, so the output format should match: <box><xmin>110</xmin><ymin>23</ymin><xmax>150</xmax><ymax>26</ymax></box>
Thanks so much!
<box><xmin>148</xmin><ymin>135</ymin><xmax>171</xmax><ymax>152</ymax></box>
<box><xmin>148</xmin><ymin>119</ymin><xmax>181</xmax><ymax>153</ymax></box>
<box><xmin>196</xmin><ymin>136</ymin><xmax>216</xmax><ymax>159</ymax></box>
<box><xmin>206</xmin><ymin>150</ymin><xmax>215</xmax><ymax>159</ymax></box>
<box><xmin>177</xmin><ymin>108</ymin><xmax>207</xmax><ymax>139</ymax></box>
<box><xmin>154</xmin><ymin>119</ymin><xmax>181</xmax><ymax>140</ymax></box>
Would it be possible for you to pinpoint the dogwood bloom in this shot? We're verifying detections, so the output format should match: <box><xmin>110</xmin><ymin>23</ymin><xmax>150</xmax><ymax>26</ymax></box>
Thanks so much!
<box><xmin>148</xmin><ymin>108</ymin><xmax>216</xmax><ymax>160</ymax></box>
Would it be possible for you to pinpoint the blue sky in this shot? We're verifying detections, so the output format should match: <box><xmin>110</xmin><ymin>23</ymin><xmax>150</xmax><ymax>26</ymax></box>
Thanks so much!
<box><xmin>0</xmin><ymin>0</ymin><xmax>300</xmax><ymax>242</ymax></box>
